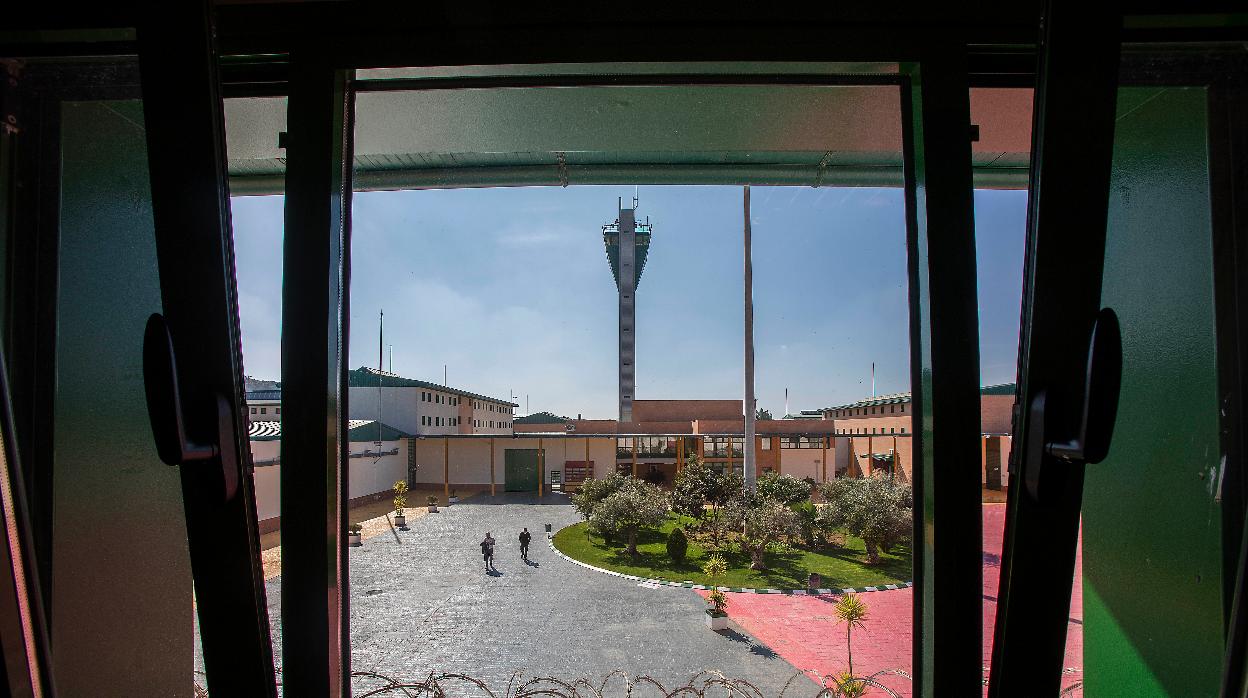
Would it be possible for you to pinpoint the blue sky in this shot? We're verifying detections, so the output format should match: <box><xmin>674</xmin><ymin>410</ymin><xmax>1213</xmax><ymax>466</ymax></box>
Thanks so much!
<box><xmin>231</xmin><ymin>186</ymin><xmax>1027</xmax><ymax>419</ymax></box>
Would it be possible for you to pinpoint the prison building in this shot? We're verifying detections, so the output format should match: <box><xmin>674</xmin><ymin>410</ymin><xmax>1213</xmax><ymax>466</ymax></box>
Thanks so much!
<box><xmin>346</xmin><ymin>366</ymin><xmax>518</xmax><ymax>436</ymax></box>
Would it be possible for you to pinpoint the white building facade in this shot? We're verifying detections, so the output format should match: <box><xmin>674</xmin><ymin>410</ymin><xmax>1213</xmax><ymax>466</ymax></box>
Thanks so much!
<box><xmin>347</xmin><ymin>366</ymin><xmax>516</xmax><ymax>436</ymax></box>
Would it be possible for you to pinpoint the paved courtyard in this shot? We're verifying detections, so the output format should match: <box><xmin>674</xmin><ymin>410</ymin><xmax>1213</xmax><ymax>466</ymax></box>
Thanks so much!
<box><xmin>262</xmin><ymin>492</ymin><xmax>820</xmax><ymax>695</ymax></box>
<box><xmin>198</xmin><ymin>497</ymin><xmax>1075</xmax><ymax>697</ymax></box>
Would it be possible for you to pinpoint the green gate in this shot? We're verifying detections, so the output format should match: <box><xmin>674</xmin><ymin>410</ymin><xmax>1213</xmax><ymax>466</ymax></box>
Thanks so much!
<box><xmin>504</xmin><ymin>450</ymin><xmax>540</xmax><ymax>492</ymax></box>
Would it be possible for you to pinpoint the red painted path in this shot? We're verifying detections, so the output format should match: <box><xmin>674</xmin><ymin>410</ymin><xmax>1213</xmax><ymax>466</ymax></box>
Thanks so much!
<box><xmin>715</xmin><ymin>504</ymin><xmax>1082</xmax><ymax>696</ymax></box>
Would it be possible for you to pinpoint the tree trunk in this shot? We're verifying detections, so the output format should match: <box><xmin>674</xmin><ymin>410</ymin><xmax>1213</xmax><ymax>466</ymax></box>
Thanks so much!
<box><xmin>627</xmin><ymin>529</ymin><xmax>638</xmax><ymax>559</ymax></box>
<box><xmin>865</xmin><ymin>539</ymin><xmax>880</xmax><ymax>565</ymax></box>
<box><xmin>749</xmin><ymin>545</ymin><xmax>766</xmax><ymax>570</ymax></box>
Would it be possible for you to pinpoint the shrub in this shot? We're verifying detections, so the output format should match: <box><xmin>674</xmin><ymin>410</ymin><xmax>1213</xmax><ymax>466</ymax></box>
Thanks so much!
<box><xmin>392</xmin><ymin>480</ymin><xmax>408</xmax><ymax>516</ymax></box>
<box><xmin>703</xmin><ymin>554</ymin><xmax>729</xmax><ymax>615</ymax></box>
<box><xmin>641</xmin><ymin>469</ymin><xmax>667</xmax><ymax>485</ymax></box>
<box><xmin>426</xmin><ymin>495</ymin><xmax>438</xmax><ymax>506</ymax></box>
<box><xmin>588</xmin><ymin>479</ymin><xmax>669</xmax><ymax>558</ymax></box>
<box><xmin>348</xmin><ymin>523</ymin><xmax>362</xmax><ymax>534</ymax></box>
<box><xmin>757</xmin><ymin>472</ymin><xmax>812</xmax><ymax>506</ymax></box>
<box><xmin>666</xmin><ymin>526</ymin><xmax>689</xmax><ymax>565</ymax></box>
<box><xmin>818</xmin><ymin>473</ymin><xmax>912</xmax><ymax>563</ymax></box>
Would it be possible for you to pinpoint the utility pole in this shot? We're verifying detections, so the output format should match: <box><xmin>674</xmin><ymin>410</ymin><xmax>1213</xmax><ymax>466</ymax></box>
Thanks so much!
<box><xmin>743</xmin><ymin>185</ymin><xmax>757</xmax><ymax>494</ymax></box>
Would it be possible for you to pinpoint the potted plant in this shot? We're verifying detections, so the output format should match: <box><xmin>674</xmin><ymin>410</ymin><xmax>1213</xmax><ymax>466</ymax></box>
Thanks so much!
<box><xmin>348</xmin><ymin>523</ymin><xmax>363</xmax><ymax>547</ymax></box>
<box><xmin>427</xmin><ymin>494</ymin><xmax>439</xmax><ymax>513</ymax></box>
<box><xmin>448</xmin><ymin>489</ymin><xmax>459</xmax><ymax>505</ymax></box>
<box><xmin>392</xmin><ymin>480</ymin><xmax>408</xmax><ymax>529</ymax></box>
<box><xmin>702</xmin><ymin>554</ymin><xmax>729</xmax><ymax>630</ymax></box>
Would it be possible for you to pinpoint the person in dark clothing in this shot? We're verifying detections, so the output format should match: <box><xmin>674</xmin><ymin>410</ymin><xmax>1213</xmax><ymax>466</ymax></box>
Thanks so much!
<box><xmin>519</xmin><ymin>528</ymin><xmax>532</xmax><ymax>561</ymax></box>
<box><xmin>481</xmin><ymin>532</ymin><xmax>496</xmax><ymax>571</ymax></box>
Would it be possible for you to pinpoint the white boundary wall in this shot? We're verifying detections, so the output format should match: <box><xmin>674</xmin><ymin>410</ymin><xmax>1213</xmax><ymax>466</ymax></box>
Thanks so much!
<box><xmin>251</xmin><ymin>438</ymin><xmax>410</xmax><ymax>524</ymax></box>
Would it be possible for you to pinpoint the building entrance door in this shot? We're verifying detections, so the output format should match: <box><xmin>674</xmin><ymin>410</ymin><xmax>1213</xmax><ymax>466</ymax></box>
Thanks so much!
<box><xmin>504</xmin><ymin>450</ymin><xmax>540</xmax><ymax>492</ymax></box>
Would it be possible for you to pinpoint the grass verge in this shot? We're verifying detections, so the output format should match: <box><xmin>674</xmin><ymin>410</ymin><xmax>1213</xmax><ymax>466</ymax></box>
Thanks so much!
<box><xmin>552</xmin><ymin>516</ymin><xmax>911</xmax><ymax>589</ymax></box>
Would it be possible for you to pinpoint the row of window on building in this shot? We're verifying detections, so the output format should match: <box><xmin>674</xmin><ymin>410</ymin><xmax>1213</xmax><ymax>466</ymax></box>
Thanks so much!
<box><xmin>471</xmin><ymin>399</ymin><xmax>512</xmax><ymax>414</ymax></box>
<box><xmin>612</xmin><ymin>435</ymin><xmax>832</xmax><ymax>460</ymax></box>
<box><xmin>471</xmin><ymin>420</ymin><xmax>511</xmax><ymax>429</ymax></box>
<box><xmin>420</xmin><ymin>391</ymin><xmax>459</xmax><ymax>405</ymax></box>
<box><xmin>249</xmin><ymin>406</ymin><xmax>280</xmax><ymax>416</ymax></box>
<box><xmin>421</xmin><ymin>415</ymin><xmax>459</xmax><ymax>427</ymax></box>
<box><xmin>836</xmin><ymin>427</ymin><xmax>907</xmax><ymax>435</ymax></box>
<box><xmin>830</xmin><ymin>403</ymin><xmax>907</xmax><ymax>418</ymax></box>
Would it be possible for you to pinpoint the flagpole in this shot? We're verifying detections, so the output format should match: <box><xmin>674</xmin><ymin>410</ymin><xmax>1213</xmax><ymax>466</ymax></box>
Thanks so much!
<box><xmin>743</xmin><ymin>185</ymin><xmax>756</xmax><ymax>494</ymax></box>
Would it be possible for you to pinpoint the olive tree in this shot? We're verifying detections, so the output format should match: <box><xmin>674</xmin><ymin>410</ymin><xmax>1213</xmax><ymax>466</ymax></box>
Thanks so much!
<box><xmin>756</xmin><ymin>472</ymin><xmax>813</xmax><ymax>505</ymax></box>
<box><xmin>726</xmin><ymin>496</ymin><xmax>801</xmax><ymax>570</ymax></box>
<box><xmin>571</xmin><ymin>471</ymin><xmax>630</xmax><ymax>520</ymax></box>
<box><xmin>818</xmin><ymin>473</ymin><xmax>912</xmax><ymax>564</ymax></box>
<box><xmin>670</xmin><ymin>457</ymin><xmax>744</xmax><ymax>525</ymax></box>
<box><xmin>588</xmin><ymin>479</ymin><xmax>669</xmax><ymax>559</ymax></box>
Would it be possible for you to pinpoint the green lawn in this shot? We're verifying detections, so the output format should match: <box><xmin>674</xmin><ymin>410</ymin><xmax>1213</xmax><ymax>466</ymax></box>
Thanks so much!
<box><xmin>552</xmin><ymin>516</ymin><xmax>911</xmax><ymax>589</ymax></box>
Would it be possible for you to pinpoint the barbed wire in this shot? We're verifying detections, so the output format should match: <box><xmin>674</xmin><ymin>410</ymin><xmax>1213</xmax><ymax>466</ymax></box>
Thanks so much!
<box><xmin>194</xmin><ymin>668</ymin><xmax>913</xmax><ymax>698</ymax></box>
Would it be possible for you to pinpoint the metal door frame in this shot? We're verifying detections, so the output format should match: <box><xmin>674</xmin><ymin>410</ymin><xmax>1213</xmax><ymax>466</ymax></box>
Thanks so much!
<box><xmin>1</xmin><ymin>4</ymin><xmax>280</xmax><ymax>696</ymax></box>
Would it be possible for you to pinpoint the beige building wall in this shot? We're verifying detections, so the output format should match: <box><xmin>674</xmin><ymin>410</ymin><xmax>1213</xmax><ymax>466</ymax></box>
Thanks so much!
<box><xmin>778</xmin><ymin>448</ymin><xmax>826</xmax><ymax>481</ymax></box>
<box><xmin>412</xmin><ymin>437</ymin><xmax>618</xmax><ymax>488</ymax></box>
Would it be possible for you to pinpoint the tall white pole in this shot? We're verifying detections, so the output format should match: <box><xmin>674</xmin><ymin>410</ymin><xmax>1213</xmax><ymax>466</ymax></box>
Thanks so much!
<box><xmin>743</xmin><ymin>185</ymin><xmax>756</xmax><ymax>493</ymax></box>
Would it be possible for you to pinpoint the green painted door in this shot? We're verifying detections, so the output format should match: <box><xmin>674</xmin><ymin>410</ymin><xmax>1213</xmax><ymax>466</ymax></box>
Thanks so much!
<box><xmin>504</xmin><ymin>450</ymin><xmax>540</xmax><ymax>492</ymax></box>
<box><xmin>1082</xmin><ymin>84</ymin><xmax>1223</xmax><ymax>696</ymax></box>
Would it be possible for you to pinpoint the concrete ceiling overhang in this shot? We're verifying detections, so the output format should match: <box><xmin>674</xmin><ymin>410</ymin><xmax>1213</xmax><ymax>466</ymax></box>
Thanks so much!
<box><xmin>226</xmin><ymin>67</ymin><xmax>1031</xmax><ymax>195</ymax></box>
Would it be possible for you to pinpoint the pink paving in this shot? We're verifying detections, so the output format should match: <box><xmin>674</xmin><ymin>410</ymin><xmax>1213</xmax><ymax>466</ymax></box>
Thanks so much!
<box><xmin>715</xmin><ymin>504</ymin><xmax>1083</xmax><ymax>696</ymax></box>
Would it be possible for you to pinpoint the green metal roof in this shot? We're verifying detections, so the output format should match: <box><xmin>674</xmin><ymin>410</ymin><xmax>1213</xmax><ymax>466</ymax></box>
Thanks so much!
<box><xmin>979</xmin><ymin>382</ymin><xmax>1018</xmax><ymax>396</ymax></box>
<box><xmin>823</xmin><ymin>383</ymin><xmax>1016</xmax><ymax>411</ymax></box>
<box><xmin>347</xmin><ymin>420</ymin><xmax>411</xmax><ymax>442</ymax></box>
<box><xmin>347</xmin><ymin>367</ymin><xmax>518</xmax><ymax>406</ymax></box>
<box><xmin>514</xmin><ymin>411</ymin><xmax>570</xmax><ymax>424</ymax></box>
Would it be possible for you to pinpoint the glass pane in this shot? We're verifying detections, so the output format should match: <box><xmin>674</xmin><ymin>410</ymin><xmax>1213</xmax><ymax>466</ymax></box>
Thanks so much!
<box><xmin>972</xmin><ymin>152</ymin><xmax>1030</xmax><ymax>694</ymax></box>
<box><xmin>307</xmin><ymin>67</ymin><xmax>1026</xmax><ymax>697</ymax></box>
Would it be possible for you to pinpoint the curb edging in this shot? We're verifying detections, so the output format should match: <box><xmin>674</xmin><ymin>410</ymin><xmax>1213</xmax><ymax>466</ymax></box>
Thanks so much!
<box><xmin>546</xmin><ymin>532</ymin><xmax>913</xmax><ymax>596</ymax></box>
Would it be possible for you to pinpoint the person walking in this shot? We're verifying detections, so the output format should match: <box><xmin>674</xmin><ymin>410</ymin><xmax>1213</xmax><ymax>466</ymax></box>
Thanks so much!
<box><xmin>519</xmin><ymin>527</ymin><xmax>532</xmax><ymax>561</ymax></box>
<box><xmin>481</xmin><ymin>532</ymin><xmax>496</xmax><ymax>571</ymax></box>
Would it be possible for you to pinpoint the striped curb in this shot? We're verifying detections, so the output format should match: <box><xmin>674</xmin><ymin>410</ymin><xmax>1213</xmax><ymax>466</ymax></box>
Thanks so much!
<box><xmin>546</xmin><ymin>531</ymin><xmax>912</xmax><ymax>596</ymax></box>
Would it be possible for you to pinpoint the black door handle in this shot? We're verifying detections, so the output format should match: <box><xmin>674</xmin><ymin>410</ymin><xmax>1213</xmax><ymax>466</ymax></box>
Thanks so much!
<box><xmin>1045</xmin><ymin>306</ymin><xmax>1122</xmax><ymax>464</ymax></box>
<box><xmin>1025</xmin><ymin>307</ymin><xmax>1123</xmax><ymax>504</ymax></box>
<box><xmin>142</xmin><ymin>313</ymin><xmax>238</xmax><ymax>502</ymax></box>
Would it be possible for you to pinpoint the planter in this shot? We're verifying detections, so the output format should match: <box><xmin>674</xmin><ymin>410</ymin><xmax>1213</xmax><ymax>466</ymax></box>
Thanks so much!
<box><xmin>448</xmin><ymin>496</ymin><xmax>459</xmax><ymax>505</ymax></box>
<box><xmin>348</xmin><ymin>533</ymin><xmax>362</xmax><ymax>547</ymax></box>
<box><xmin>428</xmin><ymin>505</ymin><xmax>438</xmax><ymax>513</ymax></box>
<box><xmin>705</xmin><ymin>609</ymin><xmax>728</xmax><ymax>631</ymax></box>
<box><xmin>394</xmin><ymin>514</ymin><xmax>406</xmax><ymax>528</ymax></box>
